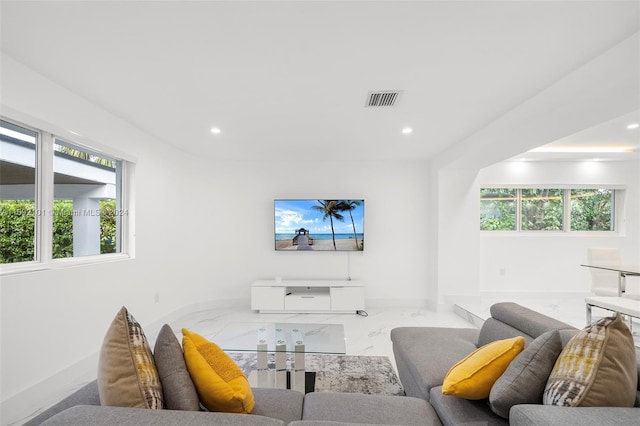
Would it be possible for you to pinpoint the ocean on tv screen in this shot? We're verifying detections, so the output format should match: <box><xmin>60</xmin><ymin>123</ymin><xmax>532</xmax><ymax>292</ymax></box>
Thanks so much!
<box><xmin>275</xmin><ymin>233</ymin><xmax>364</xmax><ymax>241</ymax></box>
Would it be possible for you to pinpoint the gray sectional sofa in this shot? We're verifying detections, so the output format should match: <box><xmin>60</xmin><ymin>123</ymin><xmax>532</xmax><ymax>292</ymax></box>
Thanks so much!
<box><xmin>25</xmin><ymin>382</ymin><xmax>440</xmax><ymax>425</ymax></box>
<box><xmin>391</xmin><ymin>302</ymin><xmax>640</xmax><ymax>425</ymax></box>
<box><xmin>25</xmin><ymin>302</ymin><xmax>640</xmax><ymax>425</ymax></box>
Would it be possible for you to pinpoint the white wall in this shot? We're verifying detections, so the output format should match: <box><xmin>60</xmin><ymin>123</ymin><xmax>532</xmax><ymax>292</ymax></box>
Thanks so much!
<box><xmin>434</xmin><ymin>160</ymin><xmax>640</xmax><ymax>305</ymax></box>
<box><xmin>1</xmin><ymin>55</ymin><xmax>433</xmax><ymax>422</ymax></box>
<box><xmin>0</xmin><ymin>55</ymin><xmax>226</xmax><ymax>419</ymax></box>
<box><xmin>193</xmin><ymin>159</ymin><xmax>432</xmax><ymax>305</ymax></box>
<box><xmin>432</xmin><ymin>33</ymin><xmax>639</xmax><ymax>304</ymax></box>
<box><xmin>477</xmin><ymin>160</ymin><xmax>640</xmax><ymax>294</ymax></box>
<box><xmin>436</xmin><ymin>168</ymin><xmax>481</xmax><ymax>302</ymax></box>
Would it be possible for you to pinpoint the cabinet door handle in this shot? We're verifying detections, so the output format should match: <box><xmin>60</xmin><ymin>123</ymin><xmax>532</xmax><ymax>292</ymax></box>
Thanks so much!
<box><xmin>301</xmin><ymin>296</ymin><xmax>315</xmax><ymax>298</ymax></box>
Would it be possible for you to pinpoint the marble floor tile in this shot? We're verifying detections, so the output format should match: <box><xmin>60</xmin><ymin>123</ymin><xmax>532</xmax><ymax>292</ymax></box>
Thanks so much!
<box><xmin>162</xmin><ymin>306</ymin><xmax>475</xmax><ymax>370</ymax></box>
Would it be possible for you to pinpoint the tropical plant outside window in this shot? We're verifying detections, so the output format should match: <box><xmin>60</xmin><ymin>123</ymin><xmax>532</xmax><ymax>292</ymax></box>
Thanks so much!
<box><xmin>0</xmin><ymin>118</ymin><xmax>126</xmax><ymax>265</ymax></box>
<box><xmin>480</xmin><ymin>188</ymin><xmax>615</xmax><ymax>232</ymax></box>
<box><xmin>53</xmin><ymin>138</ymin><xmax>120</xmax><ymax>259</ymax></box>
<box><xmin>521</xmin><ymin>189</ymin><xmax>563</xmax><ymax>231</ymax></box>
<box><xmin>0</xmin><ymin>120</ymin><xmax>37</xmax><ymax>263</ymax></box>
<box><xmin>570</xmin><ymin>189</ymin><xmax>614</xmax><ymax>231</ymax></box>
<box><xmin>480</xmin><ymin>189</ymin><xmax>516</xmax><ymax>231</ymax></box>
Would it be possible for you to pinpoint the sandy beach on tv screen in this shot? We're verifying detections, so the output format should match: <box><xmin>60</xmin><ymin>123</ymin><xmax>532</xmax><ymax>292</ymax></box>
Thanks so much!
<box><xmin>276</xmin><ymin>237</ymin><xmax>362</xmax><ymax>251</ymax></box>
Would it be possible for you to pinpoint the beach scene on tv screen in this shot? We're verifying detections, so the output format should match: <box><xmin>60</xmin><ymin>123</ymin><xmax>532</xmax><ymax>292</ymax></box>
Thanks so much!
<box><xmin>275</xmin><ymin>200</ymin><xmax>364</xmax><ymax>251</ymax></box>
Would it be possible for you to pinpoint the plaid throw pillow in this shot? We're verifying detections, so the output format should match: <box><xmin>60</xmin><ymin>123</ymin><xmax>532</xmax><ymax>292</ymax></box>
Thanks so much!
<box><xmin>543</xmin><ymin>313</ymin><xmax>637</xmax><ymax>407</ymax></box>
<box><xmin>98</xmin><ymin>306</ymin><xmax>164</xmax><ymax>409</ymax></box>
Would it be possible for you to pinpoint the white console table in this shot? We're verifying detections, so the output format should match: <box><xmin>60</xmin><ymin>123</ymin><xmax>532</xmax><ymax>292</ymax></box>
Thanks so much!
<box><xmin>251</xmin><ymin>280</ymin><xmax>365</xmax><ymax>314</ymax></box>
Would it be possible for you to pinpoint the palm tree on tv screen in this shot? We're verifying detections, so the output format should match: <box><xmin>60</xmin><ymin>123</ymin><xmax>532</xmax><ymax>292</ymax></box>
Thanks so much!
<box><xmin>339</xmin><ymin>200</ymin><xmax>361</xmax><ymax>250</ymax></box>
<box><xmin>312</xmin><ymin>200</ymin><xmax>344</xmax><ymax>250</ymax></box>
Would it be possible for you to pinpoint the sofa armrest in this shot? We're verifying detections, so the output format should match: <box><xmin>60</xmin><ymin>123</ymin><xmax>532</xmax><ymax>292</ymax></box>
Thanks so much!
<box><xmin>477</xmin><ymin>303</ymin><xmax>575</xmax><ymax>346</ymax></box>
<box><xmin>24</xmin><ymin>381</ymin><xmax>100</xmax><ymax>426</ymax></box>
<box><xmin>510</xmin><ymin>404</ymin><xmax>639</xmax><ymax>426</ymax></box>
<box><xmin>390</xmin><ymin>327</ymin><xmax>479</xmax><ymax>400</ymax></box>
<box><xmin>252</xmin><ymin>387</ymin><xmax>304</xmax><ymax>423</ymax></box>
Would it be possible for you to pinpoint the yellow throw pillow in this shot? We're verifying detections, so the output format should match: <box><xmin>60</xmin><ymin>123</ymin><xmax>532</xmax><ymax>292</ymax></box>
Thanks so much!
<box><xmin>442</xmin><ymin>336</ymin><xmax>525</xmax><ymax>400</ymax></box>
<box><xmin>182</xmin><ymin>328</ymin><xmax>254</xmax><ymax>413</ymax></box>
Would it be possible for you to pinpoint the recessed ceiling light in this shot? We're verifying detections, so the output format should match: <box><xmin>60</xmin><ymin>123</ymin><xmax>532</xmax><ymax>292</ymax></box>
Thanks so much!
<box><xmin>627</xmin><ymin>123</ymin><xmax>639</xmax><ymax>130</ymax></box>
<box><xmin>402</xmin><ymin>127</ymin><xmax>413</xmax><ymax>134</ymax></box>
<box><xmin>210</xmin><ymin>127</ymin><xmax>221</xmax><ymax>135</ymax></box>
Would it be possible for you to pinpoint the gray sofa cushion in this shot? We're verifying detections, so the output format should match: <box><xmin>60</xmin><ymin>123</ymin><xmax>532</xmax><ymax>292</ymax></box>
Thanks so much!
<box><xmin>25</xmin><ymin>380</ymin><xmax>304</xmax><ymax>425</ymax></box>
<box><xmin>509</xmin><ymin>404</ymin><xmax>640</xmax><ymax>426</ymax></box>
<box><xmin>39</xmin><ymin>405</ymin><xmax>285</xmax><ymax>425</ymax></box>
<box><xmin>291</xmin><ymin>422</ymin><xmax>404</xmax><ymax>426</ymax></box>
<box><xmin>252</xmin><ymin>387</ymin><xmax>304</xmax><ymax>424</ymax></box>
<box><xmin>302</xmin><ymin>392</ymin><xmax>442</xmax><ymax>425</ymax></box>
<box><xmin>429</xmin><ymin>386</ymin><xmax>507</xmax><ymax>426</ymax></box>
<box><xmin>391</xmin><ymin>327</ymin><xmax>479</xmax><ymax>400</ymax></box>
<box><xmin>477</xmin><ymin>318</ymin><xmax>535</xmax><ymax>347</ymax></box>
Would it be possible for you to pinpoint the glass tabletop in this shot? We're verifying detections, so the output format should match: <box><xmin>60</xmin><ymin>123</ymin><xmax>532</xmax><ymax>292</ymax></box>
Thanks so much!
<box><xmin>212</xmin><ymin>322</ymin><xmax>346</xmax><ymax>354</ymax></box>
<box><xmin>580</xmin><ymin>263</ymin><xmax>640</xmax><ymax>275</ymax></box>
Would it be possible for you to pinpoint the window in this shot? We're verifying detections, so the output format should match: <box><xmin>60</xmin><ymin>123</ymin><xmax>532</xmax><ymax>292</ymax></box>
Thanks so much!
<box><xmin>480</xmin><ymin>188</ymin><xmax>516</xmax><ymax>231</ymax></box>
<box><xmin>480</xmin><ymin>187</ymin><xmax>616</xmax><ymax>233</ymax></box>
<box><xmin>0</xmin><ymin>117</ymin><xmax>130</xmax><ymax>268</ymax></box>
<box><xmin>570</xmin><ymin>189</ymin><xmax>614</xmax><ymax>231</ymax></box>
<box><xmin>521</xmin><ymin>189</ymin><xmax>563</xmax><ymax>231</ymax></box>
<box><xmin>0</xmin><ymin>120</ymin><xmax>37</xmax><ymax>263</ymax></box>
<box><xmin>53</xmin><ymin>138</ymin><xmax>122</xmax><ymax>258</ymax></box>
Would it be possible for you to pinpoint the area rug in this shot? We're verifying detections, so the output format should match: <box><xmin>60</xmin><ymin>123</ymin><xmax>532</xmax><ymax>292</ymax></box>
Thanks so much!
<box><xmin>228</xmin><ymin>352</ymin><xmax>404</xmax><ymax>396</ymax></box>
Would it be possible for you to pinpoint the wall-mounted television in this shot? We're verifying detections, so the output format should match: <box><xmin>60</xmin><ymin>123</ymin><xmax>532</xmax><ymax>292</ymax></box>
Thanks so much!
<box><xmin>275</xmin><ymin>199</ymin><xmax>364</xmax><ymax>251</ymax></box>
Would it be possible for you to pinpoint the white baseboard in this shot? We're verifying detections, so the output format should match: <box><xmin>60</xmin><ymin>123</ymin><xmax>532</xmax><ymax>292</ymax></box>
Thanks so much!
<box><xmin>364</xmin><ymin>298</ymin><xmax>429</xmax><ymax>309</ymax></box>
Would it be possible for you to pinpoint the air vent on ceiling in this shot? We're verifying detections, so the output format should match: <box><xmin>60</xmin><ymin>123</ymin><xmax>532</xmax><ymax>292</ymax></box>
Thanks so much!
<box><xmin>365</xmin><ymin>90</ymin><xmax>402</xmax><ymax>107</ymax></box>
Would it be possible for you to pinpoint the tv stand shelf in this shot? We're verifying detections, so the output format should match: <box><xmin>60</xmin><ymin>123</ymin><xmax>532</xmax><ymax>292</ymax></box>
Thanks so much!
<box><xmin>251</xmin><ymin>280</ymin><xmax>365</xmax><ymax>314</ymax></box>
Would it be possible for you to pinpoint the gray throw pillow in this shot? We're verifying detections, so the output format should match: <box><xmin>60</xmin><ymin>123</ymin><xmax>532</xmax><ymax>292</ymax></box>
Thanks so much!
<box><xmin>154</xmin><ymin>324</ymin><xmax>200</xmax><ymax>411</ymax></box>
<box><xmin>489</xmin><ymin>330</ymin><xmax>562</xmax><ymax>418</ymax></box>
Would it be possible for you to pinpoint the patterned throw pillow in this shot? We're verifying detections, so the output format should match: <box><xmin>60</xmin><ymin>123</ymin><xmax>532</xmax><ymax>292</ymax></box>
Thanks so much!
<box><xmin>543</xmin><ymin>313</ymin><xmax>637</xmax><ymax>407</ymax></box>
<box><xmin>442</xmin><ymin>336</ymin><xmax>525</xmax><ymax>400</ymax></box>
<box><xmin>154</xmin><ymin>324</ymin><xmax>200</xmax><ymax>411</ymax></box>
<box><xmin>182</xmin><ymin>328</ymin><xmax>254</xmax><ymax>413</ymax></box>
<box><xmin>98</xmin><ymin>306</ymin><xmax>164</xmax><ymax>409</ymax></box>
<box><xmin>489</xmin><ymin>330</ymin><xmax>562</xmax><ymax>418</ymax></box>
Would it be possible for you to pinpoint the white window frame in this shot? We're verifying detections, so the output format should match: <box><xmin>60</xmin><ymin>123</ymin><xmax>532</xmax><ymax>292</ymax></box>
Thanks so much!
<box><xmin>0</xmin><ymin>116</ymin><xmax>135</xmax><ymax>275</ymax></box>
<box><xmin>480</xmin><ymin>186</ymin><xmax>621</xmax><ymax>235</ymax></box>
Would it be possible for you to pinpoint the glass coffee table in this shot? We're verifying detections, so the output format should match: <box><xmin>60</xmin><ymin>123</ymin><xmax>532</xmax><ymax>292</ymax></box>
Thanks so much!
<box><xmin>212</xmin><ymin>323</ymin><xmax>346</xmax><ymax>393</ymax></box>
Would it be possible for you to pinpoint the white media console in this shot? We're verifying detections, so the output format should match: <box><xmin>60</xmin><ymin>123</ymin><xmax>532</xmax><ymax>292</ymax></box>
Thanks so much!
<box><xmin>251</xmin><ymin>280</ymin><xmax>365</xmax><ymax>314</ymax></box>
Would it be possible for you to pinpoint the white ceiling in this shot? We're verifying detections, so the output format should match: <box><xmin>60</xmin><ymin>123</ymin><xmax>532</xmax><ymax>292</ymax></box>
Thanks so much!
<box><xmin>513</xmin><ymin>110</ymin><xmax>640</xmax><ymax>162</ymax></box>
<box><xmin>1</xmin><ymin>1</ymin><xmax>639</xmax><ymax>163</ymax></box>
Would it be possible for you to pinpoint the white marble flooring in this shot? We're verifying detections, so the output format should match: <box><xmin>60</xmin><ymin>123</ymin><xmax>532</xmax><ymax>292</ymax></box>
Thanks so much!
<box><xmin>160</xmin><ymin>305</ymin><xmax>475</xmax><ymax>371</ymax></box>
<box><xmin>166</xmin><ymin>293</ymin><xmax>639</xmax><ymax>364</ymax></box>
